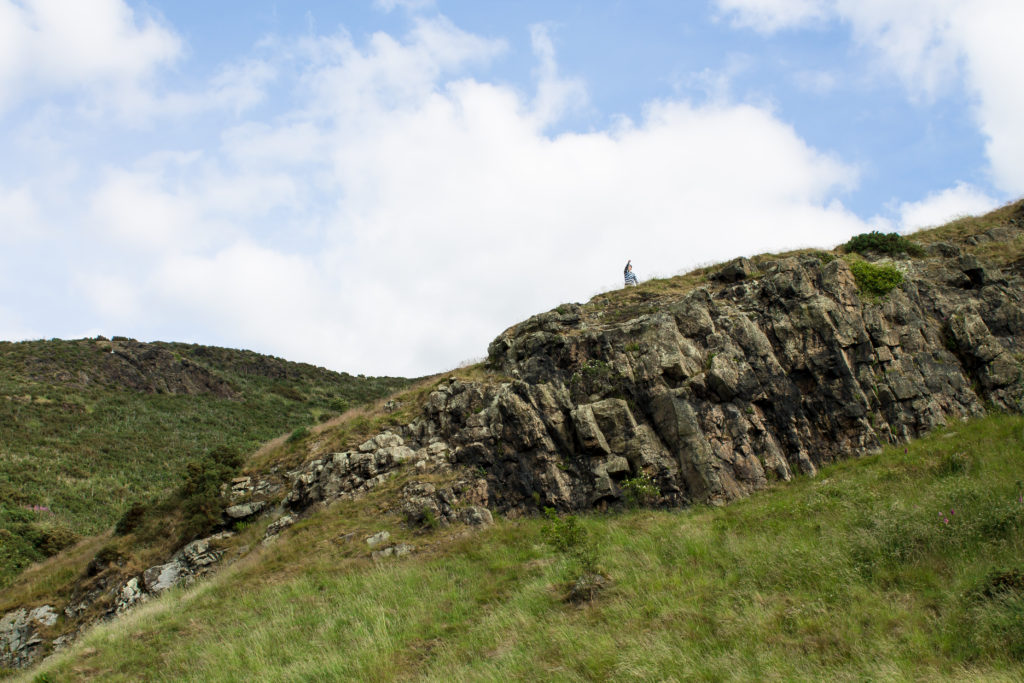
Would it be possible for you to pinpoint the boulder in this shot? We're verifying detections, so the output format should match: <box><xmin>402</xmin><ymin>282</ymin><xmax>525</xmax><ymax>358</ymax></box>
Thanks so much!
<box><xmin>1</xmin><ymin>605</ymin><xmax>58</xmax><ymax>668</ymax></box>
<box><xmin>142</xmin><ymin>560</ymin><xmax>188</xmax><ymax>594</ymax></box>
<box><xmin>365</xmin><ymin>531</ymin><xmax>390</xmax><ymax>548</ymax></box>
<box><xmin>224</xmin><ymin>500</ymin><xmax>266</xmax><ymax>520</ymax></box>
<box><xmin>712</xmin><ymin>257</ymin><xmax>753</xmax><ymax>283</ymax></box>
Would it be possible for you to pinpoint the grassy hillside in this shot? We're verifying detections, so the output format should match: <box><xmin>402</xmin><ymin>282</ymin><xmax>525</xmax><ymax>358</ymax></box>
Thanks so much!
<box><xmin>0</xmin><ymin>338</ymin><xmax>409</xmax><ymax>589</ymax></box>
<box><xmin>19</xmin><ymin>413</ymin><xmax>1024</xmax><ymax>681</ymax></box>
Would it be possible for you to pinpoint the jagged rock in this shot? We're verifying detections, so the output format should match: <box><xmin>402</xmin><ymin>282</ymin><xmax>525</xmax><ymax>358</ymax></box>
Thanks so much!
<box><xmin>28</xmin><ymin>606</ymin><xmax>57</xmax><ymax>627</ymax></box>
<box><xmin>365</xmin><ymin>531</ymin><xmax>390</xmax><ymax>548</ymax></box>
<box><xmin>712</xmin><ymin>257</ymin><xmax>753</xmax><ymax>283</ymax></box>
<box><xmin>458</xmin><ymin>506</ymin><xmax>494</xmax><ymax>526</ymax></box>
<box><xmin>142</xmin><ymin>560</ymin><xmax>187</xmax><ymax>594</ymax></box>
<box><xmin>372</xmin><ymin>543</ymin><xmax>414</xmax><ymax>560</ymax></box>
<box><xmin>359</xmin><ymin>431</ymin><xmax>405</xmax><ymax>452</ymax></box>
<box><xmin>399</xmin><ymin>478</ymin><xmax>491</xmax><ymax>527</ymax></box>
<box><xmin>264</xmin><ymin>515</ymin><xmax>295</xmax><ymax>539</ymax></box>
<box><xmin>224</xmin><ymin>500</ymin><xmax>266</xmax><ymax>520</ymax></box>
<box><xmin>229</xmin><ymin>476</ymin><xmax>252</xmax><ymax>497</ymax></box>
<box><xmin>115</xmin><ymin>577</ymin><xmax>147</xmax><ymax>614</ymax></box>
<box><xmin>138</xmin><ymin>534</ymin><xmax>228</xmax><ymax>597</ymax></box>
<box><xmin>285</xmin><ymin>434</ymin><xmax>417</xmax><ymax>509</ymax></box>
<box><xmin>1</xmin><ymin>605</ymin><xmax>58</xmax><ymax>668</ymax></box>
<box><xmin>478</xmin><ymin>245</ymin><xmax>1023</xmax><ymax>511</ymax></box>
<box><xmin>570</xmin><ymin>404</ymin><xmax>611</xmax><ymax>455</ymax></box>
<box><xmin>180</xmin><ymin>538</ymin><xmax>224</xmax><ymax>567</ymax></box>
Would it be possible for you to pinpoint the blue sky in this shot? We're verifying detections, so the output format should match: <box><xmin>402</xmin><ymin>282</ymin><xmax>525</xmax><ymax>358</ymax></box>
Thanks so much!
<box><xmin>1</xmin><ymin>0</ymin><xmax>1021</xmax><ymax>376</ymax></box>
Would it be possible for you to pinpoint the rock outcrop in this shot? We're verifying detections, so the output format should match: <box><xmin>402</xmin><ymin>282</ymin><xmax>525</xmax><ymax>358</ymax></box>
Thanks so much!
<box><xmin>274</xmin><ymin>239</ymin><xmax>1023</xmax><ymax>517</ymax></box>
<box><xmin>473</xmin><ymin>250</ymin><xmax>1021</xmax><ymax>509</ymax></box>
<box><xmin>271</xmin><ymin>240</ymin><xmax>1023</xmax><ymax>517</ymax></box>
<box><xmin>470</xmin><ymin>253</ymin><xmax>1021</xmax><ymax>509</ymax></box>
<box><xmin>0</xmin><ymin>606</ymin><xmax>57</xmax><ymax>669</ymax></box>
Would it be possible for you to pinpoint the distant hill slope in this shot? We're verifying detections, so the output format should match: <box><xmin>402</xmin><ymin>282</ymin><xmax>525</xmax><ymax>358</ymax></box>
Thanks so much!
<box><xmin>0</xmin><ymin>337</ymin><xmax>409</xmax><ymax>588</ymax></box>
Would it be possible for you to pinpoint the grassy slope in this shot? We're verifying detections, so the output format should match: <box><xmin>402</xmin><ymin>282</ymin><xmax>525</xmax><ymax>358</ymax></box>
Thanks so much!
<box><xmin>20</xmin><ymin>413</ymin><xmax>1024</xmax><ymax>682</ymax></box>
<box><xmin>0</xmin><ymin>339</ymin><xmax>409</xmax><ymax>588</ymax></box>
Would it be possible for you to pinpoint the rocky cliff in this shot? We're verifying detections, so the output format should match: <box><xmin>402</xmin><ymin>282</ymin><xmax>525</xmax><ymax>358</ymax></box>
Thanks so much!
<box><xmin>284</xmin><ymin>210</ymin><xmax>1024</xmax><ymax>519</ymax></box>
<box><xmin>475</xmin><ymin>248</ymin><xmax>1021</xmax><ymax>508</ymax></box>
<box><xmin>5</xmin><ymin>205</ymin><xmax>1024</xmax><ymax>671</ymax></box>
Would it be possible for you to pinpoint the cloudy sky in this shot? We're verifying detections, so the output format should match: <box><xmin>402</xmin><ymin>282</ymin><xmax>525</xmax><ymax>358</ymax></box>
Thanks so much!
<box><xmin>1</xmin><ymin>0</ymin><xmax>1021</xmax><ymax>377</ymax></box>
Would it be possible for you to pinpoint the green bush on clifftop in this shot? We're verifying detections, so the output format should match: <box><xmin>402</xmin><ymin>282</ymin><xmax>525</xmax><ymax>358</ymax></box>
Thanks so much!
<box><xmin>843</xmin><ymin>230</ymin><xmax>924</xmax><ymax>257</ymax></box>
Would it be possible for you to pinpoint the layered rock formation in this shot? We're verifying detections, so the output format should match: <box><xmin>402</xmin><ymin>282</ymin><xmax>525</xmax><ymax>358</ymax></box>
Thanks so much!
<box><xmin>431</xmin><ymin>244</ymin><xmax>1022</xmax><ymax>511</ymax></box>
<box><xmin>281</xmin><ymin>233</ymin><xmax>1023</xmax><ymax>516</ymax></box>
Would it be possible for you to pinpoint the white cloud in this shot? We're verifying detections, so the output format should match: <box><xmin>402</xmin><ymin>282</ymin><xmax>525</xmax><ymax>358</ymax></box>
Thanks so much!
<box><xmin>79</xmin><ymin>272</ymin><xmax>143</xmax><ymax>320</ymax></box>
<box><xmin>0</xmin><ymin>0</ymin><xmax>180</xmax><ymax>114</ymax></box>
<box><xmin>0</xmin><ymin>184</ymin><xmax>41</xmax><ymax>242</ymax></box>
<box><xmin>684</xmin><ymin>53</ymin><xmax>756</xmax><ymax>103</ymax></box>
<box><xmin>373</xmin><ymin>0</ymin><xmax>435</xmax><ymax>12</ymax></box>
<box><xmin>82</xmin><ymin>20</ymin><xmax>866</xmax><ymax>376</ymax></box>
<box><xmin>90</xmin><ymin>169</ymin><xmax>204</xmax><ymax>252</ymax></box>
<box><xmin>528</xmin><ymin>24</ymin><xmax>587</xmax><ymax>127</ymax></box>
<box><xmin>5</xmin><ymin>13</ymin><xmax>875</xmax><ymax>376</ymax></box>
<box><xmin>716</xmin><ymin>0</ymin><xmax>830</xmax><ymax>32</ymax></box>
<box><xmin>898</xmin><ymin>182</ymin><xmax>999</xmax><ymax>232</ymax></box>
<box><xmin>956</xmin><ymin>1</ymin><xmax>1024</xmax><ymax>194</ymax></box>
<box><xmin>715</xmin><ymin>0</ymin><xmax>1024</xmax><ymax>195</ymax></box>
<box><xmin>0</xmin><ymin>304</ymin><xmax>38</xmax><ymax>341</ymax></box>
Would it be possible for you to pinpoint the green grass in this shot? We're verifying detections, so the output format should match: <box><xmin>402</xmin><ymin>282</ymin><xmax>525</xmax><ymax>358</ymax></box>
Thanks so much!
<box><xmin>20</xmin><ymin>413</ymin><xmax>1024</xmax><ymax>681</ymax></box>
<box><xmin>0</xmin><ymin>339</ymin><xmax>410</xmax><ymax>589</ymax></box>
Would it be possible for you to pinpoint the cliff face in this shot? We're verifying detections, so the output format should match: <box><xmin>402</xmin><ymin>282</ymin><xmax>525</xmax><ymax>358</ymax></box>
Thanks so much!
<box><xmin>403</xmin><ymin>236</ymin><xmax>1024</xmax><ymax>513</ymax></box>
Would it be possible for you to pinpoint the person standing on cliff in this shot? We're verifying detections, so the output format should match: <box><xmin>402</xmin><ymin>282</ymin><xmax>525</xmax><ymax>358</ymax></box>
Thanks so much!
<box><xmin>624</xmin><ymin>260</ymin><xmax>639</xmax><ymax>287</ymax></box>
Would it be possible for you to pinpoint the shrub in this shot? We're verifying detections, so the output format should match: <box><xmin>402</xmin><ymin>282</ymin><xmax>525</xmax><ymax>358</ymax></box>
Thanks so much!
<box><xmin>286</xmin><ymin>426</ymin><xmax>310</xmax><ymax>444</ymax></box>
<box><xmin>422</xmin><ymin>507</ymin><xmax>440</xmax><ymax>530</ymax></box>
<box><xmin>541</xmin><ymin>508</ymin><xmax>603</xmax><ymax>600</ymax></box>
<box><xmin>29</xmin><ymin>523</ymin><xmax>79</xmax><ymax>556</ymax></box>
<box><xmin>850</xmin><ymin>260</ymin><xmax>904</xmax><ymax>297</ymax></box>
<box><xmin>178</xmin><ymin>445</ymin><xmax>243</xmax><ymax>542</ymax></box>
<box><xmin>621</xmin><ymin>473</ymin><xmax>660</xmax><ymax>508</ymax></box>
<box><xmin>114</xmin><ymin>502</ymin><xmax>149</xmax><ymax>536</ymax></box>
<box><xmin>843</xmin><ymin>231</ymin><xmax>924</xmax><ymax>257</ymax></box>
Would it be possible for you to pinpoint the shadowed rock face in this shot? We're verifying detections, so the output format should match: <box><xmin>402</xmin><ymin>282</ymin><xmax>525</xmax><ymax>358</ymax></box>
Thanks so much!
<box><xmin>404</xmin><ymin>245</ymin><xmax>1023</xmax><ymax>513</ymax></box>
